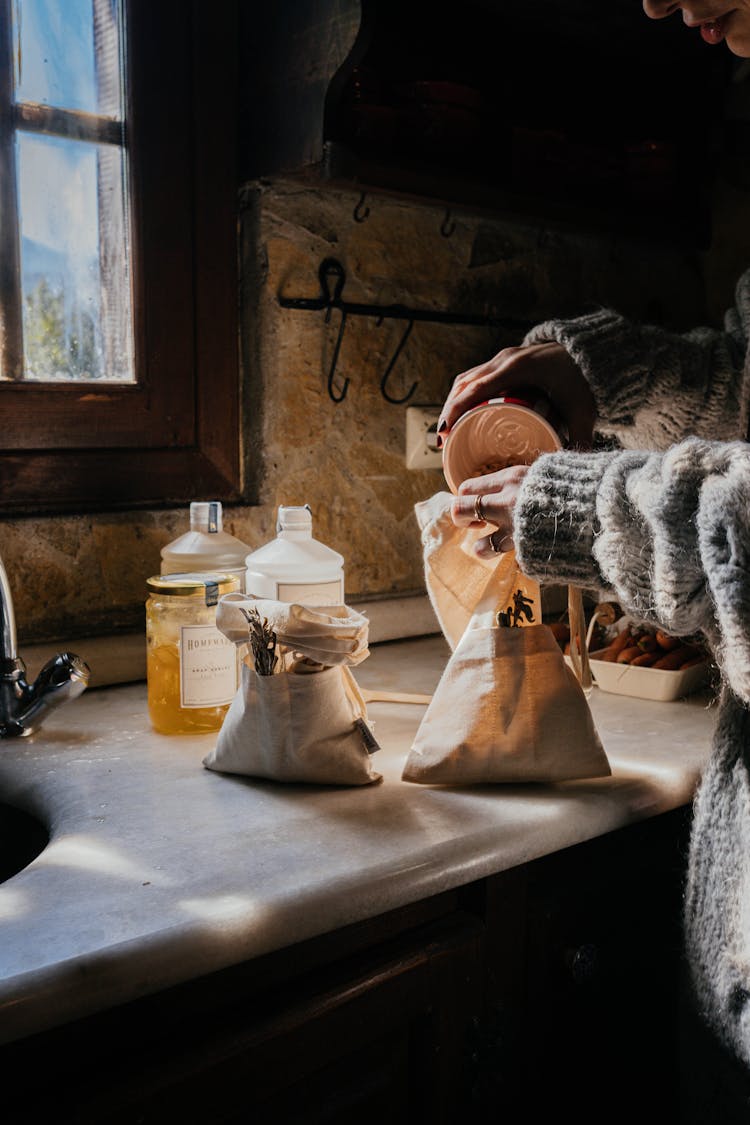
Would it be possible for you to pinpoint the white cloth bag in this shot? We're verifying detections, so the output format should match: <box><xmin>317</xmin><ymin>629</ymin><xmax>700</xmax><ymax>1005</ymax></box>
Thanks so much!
<box><xmin>402</xmin><ymin>494</ymin><xmax>610</xmax><ymax>785</ymax></box>
<box><xmin>203</xmin><ymin>596</ymin><xmax>381</xmax><ymax>786</ymax></box>
<box><xmin>214</xmin><ymin>593</ymin><xmax>371</xmax><ymax>666</ymax></box>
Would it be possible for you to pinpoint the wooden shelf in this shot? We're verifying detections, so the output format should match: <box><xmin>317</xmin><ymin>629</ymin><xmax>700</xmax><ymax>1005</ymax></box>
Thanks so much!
<box><xmin>321</xmin><ymin>141</ymin><xmax>712</xmax><ymax>247</ymax></box>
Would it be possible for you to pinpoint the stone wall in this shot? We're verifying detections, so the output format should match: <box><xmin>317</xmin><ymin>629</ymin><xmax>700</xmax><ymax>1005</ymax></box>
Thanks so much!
<box><xmin>1</xmin><ymin>176</ymin><xmax>732</xmax><ymax>644</ymax></box>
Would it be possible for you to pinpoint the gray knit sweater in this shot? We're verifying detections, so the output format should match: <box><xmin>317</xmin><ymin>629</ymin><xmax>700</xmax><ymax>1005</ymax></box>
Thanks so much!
<box><xmin>514</xmin><ymin>272</ymin><xmax>750</xmax><ymax>1070</ymax></box>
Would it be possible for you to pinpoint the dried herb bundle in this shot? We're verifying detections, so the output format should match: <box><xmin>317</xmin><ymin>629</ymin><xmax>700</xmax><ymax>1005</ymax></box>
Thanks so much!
<box><xmin>240</xmin><ymin>607</ymin><xmax>279</xmax><ymax>675</ymax></box>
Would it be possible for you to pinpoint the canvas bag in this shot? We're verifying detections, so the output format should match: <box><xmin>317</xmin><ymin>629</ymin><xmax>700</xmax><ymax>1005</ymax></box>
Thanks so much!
<box><xmin>203</xmin><ymin>596</ymin><xmax>381</xmax><ymax>785</ymax></box>
<box><xmin>401</xmin><ymin>493</ymin><xmax>610</xmax><ymax>785</ymax></box>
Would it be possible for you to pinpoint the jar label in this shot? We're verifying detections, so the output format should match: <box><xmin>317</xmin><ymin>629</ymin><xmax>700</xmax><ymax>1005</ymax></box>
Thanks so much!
<box><xmin>275</xmin><ymin>578</ymin><xmax>344</xmax><ymax>605</ymax></box>
<box><xmin>179</xmin><ymin>625</ymin><xmax>238</xmax><ymax>707</ymax></box>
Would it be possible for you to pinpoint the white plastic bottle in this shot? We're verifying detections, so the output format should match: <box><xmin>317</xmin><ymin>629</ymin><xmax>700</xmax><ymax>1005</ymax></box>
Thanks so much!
<box><xmin>244</xmin><ymin>505</ymin><xmax>345</xmax><ymax>605</ymax></box>
<box><xmin>161</xmin><ymin>502</ymin><xmax>251</xmax><ymax>591</ymax></box>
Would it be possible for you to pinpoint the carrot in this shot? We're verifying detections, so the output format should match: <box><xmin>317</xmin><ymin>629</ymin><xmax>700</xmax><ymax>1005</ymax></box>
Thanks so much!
<box><xmin>617</xmin><ymin>645</ymin><xmax>643</xmax><ymax>664</ymax></box>
<box><xmin>655</xmin><ymin>630</ymin><xmax>681</xmax><ymax>651</ymax></box>
<box><xmin>595</xmin><ymin>646</ymin><xmax>619</xmax><ymax>662</ymax></box>
<box><xmin>680</xmin><ymin>655</ymin><xmax>708</xmax><ymax>669</ymax></box>
<box><xmin>631</xmin><ymin>650</ymin><xmax>658</xmax><ymax>667</ymax></box>
<box><xmin>652</xmin><ymin>645</ymin><xmax>701</xmax><ymax>670</ymax></box>
<box><xmin>608</xmin><ymin>629</ymin><xmax>634</xmax><ymax>657</ymax></box>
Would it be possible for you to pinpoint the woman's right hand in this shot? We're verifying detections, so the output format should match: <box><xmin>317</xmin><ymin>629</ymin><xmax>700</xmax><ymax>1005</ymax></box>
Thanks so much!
<box><xmin>437</xmin><ymin>341</ymin><xmax>597</xmax><ymax>450</ymax></box>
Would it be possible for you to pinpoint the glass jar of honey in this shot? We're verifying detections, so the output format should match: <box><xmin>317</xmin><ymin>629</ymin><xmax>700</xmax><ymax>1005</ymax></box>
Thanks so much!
<box><xmin>146</xmin><ymin>572</ymin><xmax>240</xmax><ymax>735</ymax></box>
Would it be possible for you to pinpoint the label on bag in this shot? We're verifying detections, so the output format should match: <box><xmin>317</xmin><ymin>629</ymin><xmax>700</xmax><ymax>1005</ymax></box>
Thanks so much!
<box><xmin>275</xmin><ymin>578</ymin><xmax>344</xmax><ymax>605</ymax></box>
<box><xmin>179</xmin><ymin>625</ymin><xmax>238</xmax><ymax>707</ymax></box>
<box><xmin>354</xmin><ymin>717</ymin><xmax>381</xmax><ymax>755</ymax></box>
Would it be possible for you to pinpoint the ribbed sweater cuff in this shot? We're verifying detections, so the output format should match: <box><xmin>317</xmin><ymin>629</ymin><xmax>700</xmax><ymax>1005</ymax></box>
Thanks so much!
<box><xmin>513</xmin><ymin>451</ymin><xmax>616</xmax><ymax>588</ymax></box>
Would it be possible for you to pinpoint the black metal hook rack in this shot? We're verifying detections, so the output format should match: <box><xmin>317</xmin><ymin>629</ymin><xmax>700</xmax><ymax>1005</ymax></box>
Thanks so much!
<box><xmin>277</xmin><ymin>258</ymin><xmax>531</xmax><ymax>404</ymax></box>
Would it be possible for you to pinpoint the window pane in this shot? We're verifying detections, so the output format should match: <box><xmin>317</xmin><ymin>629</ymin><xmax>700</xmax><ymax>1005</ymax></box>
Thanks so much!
<box><xmin>13</xmin><ymin>0</ymin><xmax>123</xmax><ymax>117</ymax></box>
<box><xmin>17</xmin><ymin>132</ymin><xmax>134</xmax><ymax>382</ymax></box>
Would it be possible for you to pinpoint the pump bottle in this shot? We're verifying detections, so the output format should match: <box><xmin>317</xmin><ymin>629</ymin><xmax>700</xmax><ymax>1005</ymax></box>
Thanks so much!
<box><xmin>245</xmin><ymin>505</ymin><xmax>344</xmax><ymax>605</ymax></box>
<box><xmin>161</xmin><ymin>502</ymin><xmax>251</xmax><ymax>592</ymax></box>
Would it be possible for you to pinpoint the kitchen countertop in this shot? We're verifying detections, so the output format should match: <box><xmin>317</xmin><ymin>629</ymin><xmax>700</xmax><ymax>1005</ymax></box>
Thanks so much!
<box><xmin>0</xmin><ymin>634</ymin><xmax>719</xmax><ymax>1047</ymax></box>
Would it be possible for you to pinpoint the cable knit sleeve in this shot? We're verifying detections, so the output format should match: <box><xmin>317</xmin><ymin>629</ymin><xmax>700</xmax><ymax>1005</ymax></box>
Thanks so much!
<box><xmin>514</xmin><ymin>437</ymin><xmax>750</xmax><ymax>704</ymax></box>
<box><xmin>519</xmin><ymin>278</ymin><xmax>750</xmax><ymax>1079</ymax></box>
<box><xmin>522</xmin><ymin>269</ymin><xmax>750</xmax><ymax>450</ymax></box>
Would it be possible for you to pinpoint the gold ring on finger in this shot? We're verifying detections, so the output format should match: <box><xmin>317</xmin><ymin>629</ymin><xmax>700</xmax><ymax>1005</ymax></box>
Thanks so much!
<box><xmin>473</xmin><ymin>494</ymin><xmax>486</xmax><ymax>523</ymax></box>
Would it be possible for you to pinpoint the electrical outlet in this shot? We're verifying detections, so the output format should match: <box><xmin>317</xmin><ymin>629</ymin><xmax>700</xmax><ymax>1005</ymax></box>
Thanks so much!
<box><xmin>405</xmin><ymin>405</ymin><xmax>443</xmax><ymax>470</ymax></box>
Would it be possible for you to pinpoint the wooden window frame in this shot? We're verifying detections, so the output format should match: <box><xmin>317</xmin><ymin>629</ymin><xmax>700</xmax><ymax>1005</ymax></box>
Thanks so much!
<box><xmin>0</xmin><ymin>0</ymin><xmax>242</xmax><ymax>514</ymax></box>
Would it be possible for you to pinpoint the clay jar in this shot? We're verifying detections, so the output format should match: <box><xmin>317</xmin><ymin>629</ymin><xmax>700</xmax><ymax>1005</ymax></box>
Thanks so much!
<box><xmin>441</xmin><ymin>392</ymin><xmax>565</xmax><ymax>494</ymax></box>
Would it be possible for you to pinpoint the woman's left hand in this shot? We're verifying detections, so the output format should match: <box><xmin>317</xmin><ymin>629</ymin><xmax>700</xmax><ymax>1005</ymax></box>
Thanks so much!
<box><xmin>437</xmin><ymin>342</ymin><xmax>595</xmax><ymax>450</ymax></box>
<box><xmin>450</xmin><ymin>464</ymin><xmax>530</xmax><ymax>559</ymax></box>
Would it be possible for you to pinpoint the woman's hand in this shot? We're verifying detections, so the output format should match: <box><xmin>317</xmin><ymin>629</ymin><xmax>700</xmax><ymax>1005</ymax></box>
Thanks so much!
<box><xmin>438</xmin><ymin>341</ymin><xmax>596</xmax><ymax>450</ymax></box>
<box><xmin>450</xmin><ymin>464</ymin><xmax>529</xmax><ymax>559</ymax></box>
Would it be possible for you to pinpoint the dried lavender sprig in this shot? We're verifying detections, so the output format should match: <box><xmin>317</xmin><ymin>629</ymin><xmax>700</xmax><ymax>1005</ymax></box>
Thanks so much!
<box><xmin>240</xmin><ymin>607</ymin><xmax>278</xmax><ymax>675</ymax></box>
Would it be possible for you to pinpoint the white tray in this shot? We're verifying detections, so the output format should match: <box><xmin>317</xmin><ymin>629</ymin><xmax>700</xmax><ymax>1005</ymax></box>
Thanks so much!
<box><xmin>588</xmin><ymin>652</ymin><xmax>712</xmax><ymax>701</ymax></box>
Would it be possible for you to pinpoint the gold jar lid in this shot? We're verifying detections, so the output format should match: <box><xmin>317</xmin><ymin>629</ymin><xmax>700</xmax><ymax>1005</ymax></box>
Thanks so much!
<box><xmin>146</xmin><ymin>572</ymin><xmax>240</xmax><ymax>599</ymax></box>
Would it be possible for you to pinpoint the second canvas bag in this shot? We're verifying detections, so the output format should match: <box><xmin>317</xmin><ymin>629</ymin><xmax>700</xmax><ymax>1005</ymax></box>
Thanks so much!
<box><xmin>401</xmin><ymin>494</ymin><xmax>610</xmax><ymax>785</ymax></box>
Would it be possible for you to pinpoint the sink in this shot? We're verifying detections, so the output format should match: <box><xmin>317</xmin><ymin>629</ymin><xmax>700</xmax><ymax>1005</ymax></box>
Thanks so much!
<box><xmin>0</xmin><ymin>802</ymin><xmax>49</xmax><ymax>883</ymax></box>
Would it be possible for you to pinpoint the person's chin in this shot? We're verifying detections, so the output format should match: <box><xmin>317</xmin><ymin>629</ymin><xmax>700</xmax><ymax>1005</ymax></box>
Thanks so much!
<box><xmin>727</xmin><ymin>29</ymin><xmax>750</xmax><ymax>55</ymax></box>
<box><xmin>722</xmin><ymin>10</ymin><xmax>750</xmax><ymax>56</ymax></box>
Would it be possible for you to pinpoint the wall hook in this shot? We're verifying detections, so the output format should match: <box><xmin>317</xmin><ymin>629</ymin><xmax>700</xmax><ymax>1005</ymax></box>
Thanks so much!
<box><xmin>380</xmin><ymin>320</ymin><xmax>417</xmax><ymax>404</ymax></box>
<box><xmin>326</xmin><ymin>308</ymin><xmax>350</xmax><ymax>402</ymax></box>
<box><xmin>319</xmin><ymin>259</ymin><xmax>350</xmax><ymax>401</ymax></box>
<box><xmin>353</xmin><ymin>192</ymin><xmax>370</xmax><ymax>223</ymax></box>
<box><xmin>277</xmin><ymin>257</ymin><xmax>532</xmax><ymax>405</ymax></box>
<box><xmin>320</xmin><ymin>257</ymin><xmax>346</xmax><ymax>310</ymax></box>
<box><xmin>440</xmin><ymin>208</ymin><xmax>456</xmax><ymax>238</ymax></box>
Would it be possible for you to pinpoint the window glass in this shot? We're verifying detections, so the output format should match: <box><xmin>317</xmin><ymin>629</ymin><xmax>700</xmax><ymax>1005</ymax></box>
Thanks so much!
<box><xmin>6</xmin><ymin>0</ymin><xmax>133</xmax><ymax>383</ymax></box>
<box><xmin>17</xmin><ymin>132</ymin><xmax>133</xmax><ymax>382</ymax></box>
<box><xmin>13</xmin><ymin>0</ymin><xmax>122</xmax><ymax>117</ymax></box>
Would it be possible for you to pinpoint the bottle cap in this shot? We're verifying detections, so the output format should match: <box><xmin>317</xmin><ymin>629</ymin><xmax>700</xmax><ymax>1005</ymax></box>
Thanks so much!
<box><xmin>277</xmin><ymin>504</ymin><xmax>312</xmax><ymax>532</ymax></box>
<box><xmin>190</xmin><ymin>501</ymin><xmax>223</xmax><ymax>533</ymax></box>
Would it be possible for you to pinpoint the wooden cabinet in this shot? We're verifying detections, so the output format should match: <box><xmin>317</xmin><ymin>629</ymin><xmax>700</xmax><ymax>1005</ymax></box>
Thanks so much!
<box><xmin>2</xmin><ymin>807</ymin><xmax>690</xmax><ymax>1124</ymax></box>
<box><xmin>518</xmin><ymin>809</ymin><xmax>690</xmax><ymax>1125</ymax></box>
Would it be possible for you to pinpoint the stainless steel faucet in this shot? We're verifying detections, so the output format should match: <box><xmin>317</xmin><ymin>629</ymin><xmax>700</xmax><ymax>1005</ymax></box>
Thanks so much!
<box><xmin>0</xmin><ymin>554</ymin><xmax>90</xmax><ymax>738</ymax></box>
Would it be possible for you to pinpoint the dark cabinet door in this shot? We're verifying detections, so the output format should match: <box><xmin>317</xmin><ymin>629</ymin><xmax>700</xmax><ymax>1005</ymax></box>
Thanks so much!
<box><xmin>5</xmin><ymin>913</ymin><xmax>484</xmax><ymax>1125</ymax></box>
<box><xmin>519</xmin><ymin>808</ymin><xmax>691</xmax><ymax>1125</ymax></box>
<box><xmin>193</xmin><ymin>916</ymin><xmax>484</xmax><ymax>1125</ymax></box>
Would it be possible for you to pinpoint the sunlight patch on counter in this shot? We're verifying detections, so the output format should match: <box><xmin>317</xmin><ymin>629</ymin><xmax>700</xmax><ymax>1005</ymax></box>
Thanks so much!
<box><xmin>179</xmin><ymin>894</ymin><xmax>262</xmax><ymax>926</ymax></box>
<box><xmin>0</xmin><ymin>886</ymin><xmax>29</xmax><ymax>921</ymax></box>
<box><xmin>37</xmin><ymin>835</ymin><xmax>154</xmax><ymax>882</ymax></box>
